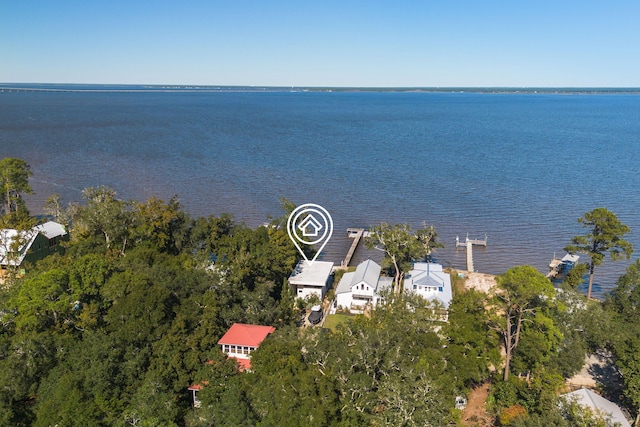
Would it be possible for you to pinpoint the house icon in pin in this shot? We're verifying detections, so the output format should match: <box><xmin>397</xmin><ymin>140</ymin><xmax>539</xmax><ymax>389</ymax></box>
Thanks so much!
<box><xmin>298</xmin><ymin>214</ymin><xmax>323</xmax><ymax>237</ymax></box>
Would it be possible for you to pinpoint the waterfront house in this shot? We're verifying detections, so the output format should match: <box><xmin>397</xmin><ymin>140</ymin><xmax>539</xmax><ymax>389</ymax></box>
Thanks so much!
<box><xmin>0</xmin><ymin>221</ymin><xmax>68</xmax><ymax>276</ymax></box>
<box><xmin>288</xmin><ymin>260</ymin><xmax>334</xmax><ymax>300</ymax></box>
<box><xmin>403</xmin><ymin>262</ymin><xmax>453</xmax><ymax>311</ymax></box>
<box><xmin>334</xmin><ymin>259</ymin><xmax>393</xmax><ymax>313</ymax></box>
<box><xmin>218</xmin><ymin>323</ymin><xmax>276</xmax><ymax>371</ymax></box>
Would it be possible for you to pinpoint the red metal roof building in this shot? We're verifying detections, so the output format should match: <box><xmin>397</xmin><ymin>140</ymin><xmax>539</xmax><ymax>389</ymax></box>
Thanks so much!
<box><xmin>217</xmin><ymin>323</ymin><xmax>276</xmax><ymax>370</ymax></box>
<box><xmin>188</xmin><ymin>325</ymin><xmax>276</xmax><ymax>407</ymax></box>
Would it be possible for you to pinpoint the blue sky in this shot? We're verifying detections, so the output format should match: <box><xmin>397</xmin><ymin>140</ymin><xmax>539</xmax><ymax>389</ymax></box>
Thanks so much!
<box><xmin>2</xmin><ymin>1</ymin><xmax>639</xmax><ymax>87</ymax></box>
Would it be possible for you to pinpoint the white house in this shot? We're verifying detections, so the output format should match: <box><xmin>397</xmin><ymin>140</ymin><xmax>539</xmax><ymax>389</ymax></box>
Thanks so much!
<box><xmin>403</xmin><ymin>262</ymin><xmax>453</xmax><ymax>310</ymax></box>
<box><xmin>288</xmin><ymin>260</ymin><xmax>334</xmax><ymax>300</ymax></box>
<box><xmin>335</xmin><ymin>259</ymin><xmax>393</xmax><ymax>313</ymax></box>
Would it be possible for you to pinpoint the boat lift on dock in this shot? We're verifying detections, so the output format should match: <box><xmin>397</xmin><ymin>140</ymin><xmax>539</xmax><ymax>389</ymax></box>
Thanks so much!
<box><xmin>547</xmin><ymin>253</ymin><xmax>580</xmax><ymax>279</ymax></box>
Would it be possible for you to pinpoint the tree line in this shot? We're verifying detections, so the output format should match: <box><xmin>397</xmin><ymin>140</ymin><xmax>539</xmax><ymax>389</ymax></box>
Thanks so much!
<box><xmin>0</xmin><ymin>156</ymin><xmax>639</xmax><ymax>426</ymax></box>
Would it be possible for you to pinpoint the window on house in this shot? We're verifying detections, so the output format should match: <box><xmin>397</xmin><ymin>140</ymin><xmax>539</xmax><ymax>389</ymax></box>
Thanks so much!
<box><xmin>438</xmin><ymin>287</ymin><xmax>443</xmax><ymax>292</ymax></box>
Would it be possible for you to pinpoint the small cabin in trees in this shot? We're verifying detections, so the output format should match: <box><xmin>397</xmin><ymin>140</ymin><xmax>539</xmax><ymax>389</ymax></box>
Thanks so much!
<box><xmin>188</xmin><ymin>323</ymin><xmax>276</xmax><ymax>407</ymax></box>
<box><xmin>217</xmin><ymin>323</ymin><xmax>276</xmax><ymax>371</ymax></box>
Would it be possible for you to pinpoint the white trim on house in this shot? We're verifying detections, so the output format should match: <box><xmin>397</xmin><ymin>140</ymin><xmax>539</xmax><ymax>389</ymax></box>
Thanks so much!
<box><xmin>403</xmin><ymin>262</ymin><xmax>452</xmax><ymax>309</ymax></box>
<box><xmin>288</xmin><ymin>260</ymin><xmax>334</xmax><ymax>300</ymax></box>
<box><xmin>221</xmin><ymin>344</ymin><xmax>256</xmax><ymax>359</ymax></box>
<box><xmin>335</xmin><ymin>259</ymin><xmax>393</xmax><ymax>313</ymax></box>
<box><xmin>0</xmin><ymin>221</ymin><xmax>67</xmax><ymax>267</ymax></box>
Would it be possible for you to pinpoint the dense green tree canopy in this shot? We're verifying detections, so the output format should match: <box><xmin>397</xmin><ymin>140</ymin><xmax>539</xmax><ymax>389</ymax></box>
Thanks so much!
<box><xmin>2</xmin><ymin>185</ymin><xmax>636</xmax><ymax>426</ymax></box>
<box><xmin>606</xmin><ymin>260</ymin><xmax>640</xmax><ymax>426</ymax></box>
<box><xmin>490</xmin><ymin>265</ymin><xmax>557</xmax><ymax>381</ymax></box>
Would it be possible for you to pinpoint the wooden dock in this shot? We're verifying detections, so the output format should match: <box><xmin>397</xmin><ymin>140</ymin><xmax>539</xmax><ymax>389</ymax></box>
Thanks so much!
<box><xmin>343</xmin><ymin>228</ymin><xmax>365</xmax><ymax>267</ymax></box>
<box><xmin>456</xmin><ymin>234</ymin><xmax>487</xmax><ymax>272</ymax></box>
<box><xmin>466</xmin><ymin>240</ymin><xmax>474</xmax><ymax>272</ymax></box>
<box><xmin>456</xmin><ymin>233</ymin><xmax>487</xmax><ymax>248</ymax></box>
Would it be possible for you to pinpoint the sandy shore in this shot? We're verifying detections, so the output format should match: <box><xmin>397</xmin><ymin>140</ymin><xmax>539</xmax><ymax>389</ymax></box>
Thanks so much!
<box><xmin>460</xmin><ymin>270</ymin><xmax>497</xmax><ymax>293</ymax></box>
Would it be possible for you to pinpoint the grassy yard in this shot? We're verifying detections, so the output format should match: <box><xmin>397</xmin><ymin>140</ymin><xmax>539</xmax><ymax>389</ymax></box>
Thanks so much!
<box><xmin>323</xmin><ymin>313</ymin><xmax>355</xmax><ymax>331</ymax></box>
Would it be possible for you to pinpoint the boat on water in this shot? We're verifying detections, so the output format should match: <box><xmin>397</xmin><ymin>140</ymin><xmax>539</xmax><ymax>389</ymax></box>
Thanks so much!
<box><xmin>547</xmin><ymin>253</ymin><xmax>580</xmax><ymax>279</ymax></box>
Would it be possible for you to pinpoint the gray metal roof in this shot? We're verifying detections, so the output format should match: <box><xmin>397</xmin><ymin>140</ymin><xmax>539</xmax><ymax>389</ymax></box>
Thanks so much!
<box><xmin>562</xmin><ymin>388</ymin><xmax>631</xmax><ymax>427</ymax></box>
<box><xmin>335</xmin><ymin>260</ymin><xmax>390</xmax><ymax>295</ymax></box>
<box><xmin>36</xmin><ymin>221</ymin><xmax>67</xmax><ymax>239</ymax></box>
<box><xmin>288</xmin><ymin>260</ymin><xmax>334</xmax><ymax>287</ymax></box>
<box><xmin>335</xmin><ymin>271</ymin><xmax>355</xmax><ymax>295</ymax></box>
<box><xmin>351</xmin><ymin>259</ymin><xmax>381</xmax><ymax>288</ymax></box>
<box><xmin>0</xmin><ymin>221</ymin><xmax>69</xmax><ymax>266</ymax></box>
<box><xmin>376</xmin><ymin>276</ymin><xmax>394</xmax><ymax>294</ymax></box>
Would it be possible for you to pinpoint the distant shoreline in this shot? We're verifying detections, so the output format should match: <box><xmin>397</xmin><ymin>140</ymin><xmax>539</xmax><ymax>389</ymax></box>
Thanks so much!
<box><xmin>2</xmin><ymin>83</ymin><xmax>640</xmax><ymax>95</ymax></box>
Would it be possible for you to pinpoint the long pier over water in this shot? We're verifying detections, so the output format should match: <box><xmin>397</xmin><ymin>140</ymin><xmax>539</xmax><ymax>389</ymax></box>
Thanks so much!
<box><xmin>456</xmin><ymin>234</ymin><xmax>487</xmax><ymax>272</ymax></box>
<box><xmin>343</xmin><ymin>228</ymin><xmax>366</xmax><ymax>267</ymax></box>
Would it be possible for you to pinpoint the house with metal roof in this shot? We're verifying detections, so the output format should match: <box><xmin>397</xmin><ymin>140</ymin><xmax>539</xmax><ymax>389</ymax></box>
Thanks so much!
<box><xmin>0</xmin><ymin>221</ymin><xmax>68</xmax><ymax>275</ymax></box>
<box><xmin>561</xmin><ymin>388</ymin><xmax>631</xmax><ymax>427</ymax></box>
<box><xmin>288</xmin><ymin>260</ymin><xmax>334</xmax><ymax>300</ymax></box>
<box><xmin>334</xmin><ymin>259</ymin><xmax>393</xmax><ymax>313</ymax></box>
<box><xmin>217</xmin><ymin>323</ymin><xmax>276</xmax><ymax>371</ymax></box>
<box><xmin>403</xmin><ymin>262</ymin><xmax>453</xmax><ymax>310</ymax></box>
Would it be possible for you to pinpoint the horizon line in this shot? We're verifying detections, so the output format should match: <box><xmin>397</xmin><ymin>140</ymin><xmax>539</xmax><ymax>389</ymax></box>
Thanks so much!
<box><xmin>2</xmin><ymin>82</ymin><xmax>640</xmax><ymax>89</ymax></box>
<box><xmin>2</xmin><ymin>83</ymin><xmax>640</xmax><ymax>95</ymax></box>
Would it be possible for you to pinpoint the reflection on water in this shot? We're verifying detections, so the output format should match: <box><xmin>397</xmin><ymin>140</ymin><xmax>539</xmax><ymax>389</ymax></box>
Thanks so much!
<box><xmin>3</xmin><ymin>90</ymin><xmax>639</xmax><ymax>299</ymax></box>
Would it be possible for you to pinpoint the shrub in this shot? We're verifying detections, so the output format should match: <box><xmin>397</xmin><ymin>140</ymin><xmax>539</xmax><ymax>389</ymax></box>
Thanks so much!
<box><xmin>499</xmin><ymin>404</ymin><xmax>528</xmax><ymax>425</ymax></box>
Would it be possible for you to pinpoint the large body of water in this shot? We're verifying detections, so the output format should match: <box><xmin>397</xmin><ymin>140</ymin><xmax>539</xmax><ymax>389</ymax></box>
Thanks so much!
<box><xmin>2</xmin><ymin>85</ymin><xmax>639</xmax><ymax>298</ymax></box>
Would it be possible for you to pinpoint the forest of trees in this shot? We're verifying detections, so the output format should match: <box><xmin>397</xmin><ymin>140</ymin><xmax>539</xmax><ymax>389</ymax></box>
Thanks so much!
<box><xmin>1</xmin><ymin>158</ymin><xmax>639</xmax><ymax>426</ymax></box>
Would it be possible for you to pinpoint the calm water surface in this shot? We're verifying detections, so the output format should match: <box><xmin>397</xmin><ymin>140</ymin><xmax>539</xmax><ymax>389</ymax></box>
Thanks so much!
<box><xmin>2</xmin><ymin>87</ymin><xmax>639</xmax><ymax>298</ymax></box>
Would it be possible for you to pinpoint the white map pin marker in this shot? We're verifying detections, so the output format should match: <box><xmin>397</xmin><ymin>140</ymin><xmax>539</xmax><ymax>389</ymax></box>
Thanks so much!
<box><xmin>287</xmin><ymin>203</ymin><xmax>333</xmax><ymax>265</ymax></box>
